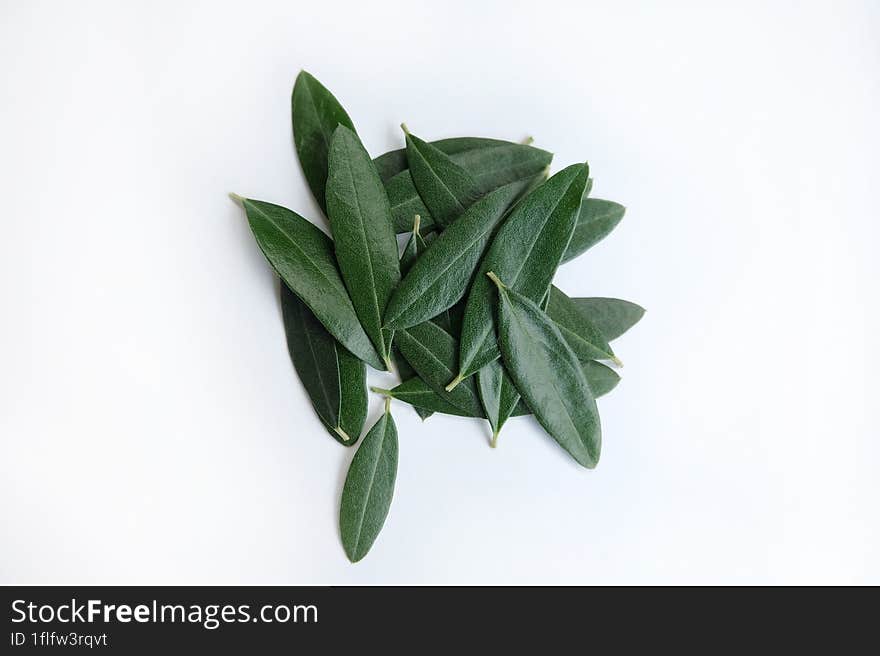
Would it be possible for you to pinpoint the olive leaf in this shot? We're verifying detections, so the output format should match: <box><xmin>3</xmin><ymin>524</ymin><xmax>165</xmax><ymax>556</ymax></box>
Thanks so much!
<box><xmin>237</xmin><ymin>197</ymin><xmax>384</xmax><ymax>370</ymax></box>
<box><xmin>562</xmin><ymin>199</ymin><xmax>626</xmax><ymax>263</ymax></box>
<box><xmin>371</xmin><ymin>379</ymin><xmax>470</xmax><ymax>418</ymax></box>
<box><xmin>392</xmin><ymin>360</ymin><xmax>620</xmax><ymax>422</ymax></box>
<box><xmin>326</xmin><ymin>125</ymin><xmax>401</xmax><ymax>369</ymax></box>
<box><xmin>375</xmin><ymin>137</ymin><xmax>517</xmax><ymax>182</ymax></box>
<box><xmin>488</xmin><ymin>272</ymin><xmax>601</xmax><ymax>468</ymax></box>
<box><xmin>452</xmin><ymin>163</ymin><xmax>590</xmax><ymax>388</ymax></box>
<box><xmin>383</xmin><ymin>179</ymin><xmax>530</xmax><ymax>331</ymax></box>
<box><xmin>546</xmin><ymin>286</ymin><xmax>619</xmax><ymax>363</ymax></box>
<box><xmin>394</xmin><ymin>322</ymin><xmax>483</xmax><ymax>417</ymax></box>
<box><xmin>386</xmin><ymin>139</ymin><xmax>552</xmax><ymax>232</ymax></box>
<box><xmin>568</xmin><ymin>297</ymin><xmax>645</xmax><ymax>341</ymax></box>
<box><xmin>339</xmin><ymin>400</ymin><xmax>398</xmax><ymax>562</ymax></box>
<box><xmin>477</xmin><ymin>360</ymin><xmax>521</xmax><ymax>446</ymax></box>
<box><xmin>403</xmin><ymin>126</ymin><xmax>481</xmax><ymax>229</ymax></box>
<box><xmin>281</xmin><ymin>284</ymin><xmax>367</xmax><ymax>444</ymax></box>
<box><xmin>291</xmin><ymin>71</ymin><xmax>356</xmax><ymax>212</ymax></box>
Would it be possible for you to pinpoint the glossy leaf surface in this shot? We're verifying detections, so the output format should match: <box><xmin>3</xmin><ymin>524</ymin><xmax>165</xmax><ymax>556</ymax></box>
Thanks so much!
<box><xmin>384</xmin><ymin>180</ymin><xmax>529</xmax><ymax>330</ymax></box>
<box><xmin>395</xmin><ymin>322</ymin><xmax>483</xmax><ymax>417</ymax></box>
<box><xmin>326</xmin><ymin>125</ymin><xmax>400</xmax><ymax>368</ymax></box>
<box><xmin>281</xmin><ymin>285</ymin><xmax>367</xmax><ymax>444</ymax></box>
<box><xmin>454</xmin><ymin>163</ymin><xmax>589</xmax><ymax>384</ymax></box>
<box><xmin>491</xmin><ymin>273</ymin><xmax>601</xmax><ymax>468</ymax></box>
<box><xmin>240</xmin><ymin>198</ymin><xmax>383</xmax><ymax>369</ymax></box>
<box><xmin>291</xmin><ymin>71</ymin><xmax>355</xmax><ymax>212</ymax></box>
<box><xmin>339</xmin><ymin>404</ymin><xmax>398</xmax><ymax>562</ymax></box>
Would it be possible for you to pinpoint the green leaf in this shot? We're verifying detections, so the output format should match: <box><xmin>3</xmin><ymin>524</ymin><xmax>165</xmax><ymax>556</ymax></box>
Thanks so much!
<box><xmin>280</xmin><ymin>284</ymin><xmax>367</xmax><ymax>444</ymax></box>
<box><xmin>477</xmin><ymin>360</ymin><xmax>521</xmax><ymax>445</ymax></box>
<box><xmin>404</xmin><ymin>128</ymin><xmax>481</xmax><ymax>229</ymax></box>
<box><xmin>561</xmin><ymin>199</ymin><xmax>625</xmax><ymax>263</ymax></box>
<box><xmin>386</xmin><ymin>140</ymin><xmax>552</xmax><ymax>233</ymax></box>
<box><xmin>374</xmin><ymin>137</ymin><xmax>514</xmax><ymax>183</ymax></box>
<box><xmin>546</xmin><ymin>286</ymin><xmax>618</xmax><ymax>363</ymax></box>
<box><xmin>395</xmin><ymin>322</ymin><xmax>484</xmax><ymax>417</ymax></box>
<box><xmin>580</xmin><ymin>361</ymin><xmax>621</xmax><ymax>398</ymax></box>
<box><xmin>372</xmin><ymin>378</ymin><xmax>470</xmax><ymax>417</ymax></box>
<box><xmin>326</xmin><ymin>125</ymin><xmax>401</xmax><ymax>369</ymax></box>
<box><xmin>568</xmin><ymin>298</ymin><xmax>645</xmax><ymax>341</ymax></box>
<box><xmin>452</xmin><ymin>163</ymin><xmax>590</xmax><ymax>387</ymax></box>
<box><xmin>390</xmin><ymin>359</ymin><xmax>619</xmax><ymax>421</ymax></box>
<box><xmin>383</xmin><ymin>179</ymin><xmax>530</xmax><ymax>331</ymax></box>
<box><xmin>339</xmin><ymin>402</ymin><xmax>398</xmax><ymax>562</ymax></box>
<box><xmin>291</xmin><ymin>71</ymin><xmax>355</xmax><ymax>212</ymax></box>
<box><xmin>489</xmin><ymin>272</ymin><xmax>601</xmax><ymax>468</ymax></box>
<box><xmin>239</xmin><ymin>198</ymin><xmax>383</xmax><ymax>370</ymax></box>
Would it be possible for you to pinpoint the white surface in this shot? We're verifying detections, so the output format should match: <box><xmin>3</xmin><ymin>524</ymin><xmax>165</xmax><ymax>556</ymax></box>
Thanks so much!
<box><xmin>1</xmin><ymin>0</ymin><xmax>878</xmax><ymax>585</ymax></box>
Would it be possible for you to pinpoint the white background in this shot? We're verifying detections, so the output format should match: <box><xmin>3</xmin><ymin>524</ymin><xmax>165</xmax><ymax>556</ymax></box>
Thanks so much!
<box><xmin>1</xmin><ymin>0</ymin><xmax>878</xmax><ymax>585</ymax></box>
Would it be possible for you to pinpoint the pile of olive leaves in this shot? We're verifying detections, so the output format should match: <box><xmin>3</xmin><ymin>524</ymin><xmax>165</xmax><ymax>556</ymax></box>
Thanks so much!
<box><xmin>233</xmin><ymin>71</ymin><xmax>643</xmax><ymax>562</ymax></box>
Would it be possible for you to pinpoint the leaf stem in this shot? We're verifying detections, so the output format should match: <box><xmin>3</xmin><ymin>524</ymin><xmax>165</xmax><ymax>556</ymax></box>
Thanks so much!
<box><xmin>370</xmin><ymin>386</ymin><xmax>394</xmax><ymax>396</ymax></box>
<box><xmin>520</xmin><ymin>136</ymin><xmax>534</xmax><ymax>145</ymax></box>
<box><xmin>490</xmin><ymin>430</ymin><xmax>500</xmax><ymax>448</ymax></box>
<box><xmin>412</xmin><ymin>214</ymin><xmax>421</xmax><ymax>237</ymax></box>
<box><xmin>334</xmin><ymin>426</ymin><xmax>351</xmax><ymax>442</ymax></box>
<box><xmin>400</xmin><ymin>122</ymin><xmax>410</xmax><ymax>135</ymax></box>
<box><xmin>486</xmin><ymin>271</ymin><xmax>506</xmax><ymax>290</ymax></box>
<box><xmin>445</xmin><ymin>374</ymin><xmax>464</xmax><ymax>392</ymax></box>
<box><xmin>611</xmin><ymin>356</ymin><xmax>624</xmax><ymax>367</ymax></box>
<box><xmin>384</xmin><ymin>397</ymin><xmax>391</xmax><ymax>414</ymax></box>
<box><xmin>228</xmin><ymin>192</ymin><xmax>245</xmax><ymax>205</ymax></box>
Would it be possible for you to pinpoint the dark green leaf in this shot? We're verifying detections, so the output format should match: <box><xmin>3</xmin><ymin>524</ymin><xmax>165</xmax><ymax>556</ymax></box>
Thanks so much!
<box><xmin>489</xmin><ymin>272</ymin><xmax>601</xmax><ymax>468</ymax></box>
<box><xmin>404</xmin><ymin>128</ymin><xmax>480</xmax><ymax>229</ymax></box>
<box><xmin>388</xmin><ymin>355</ymin><xmax>619</xmax><ymax>421</ymax></box>
<box><xmin>546</xmin><ymin>286</ymin><xmax>618</xmax><ymax>363</ymax></box>
<box><xmin>452</xmin><ymin>163</ymin><xmax>590</xmax><ymax>387</ymax></box>
<box><xmin>326</xmin><ymin>125</ymin><xmax>401</xmax><ymax>369</ymax></box>
<box><xmin>395</xmin><ymin>322</ymin><xmax>483</xmax><ymax>417</ymax></box>
<box><xmin>568</xmin><ymin>297</ymin><xmax>645</xmax><ymax>341</ymax></box>
<box><xmin>239</xmin><ymin>198</ymin><xmax>383</xmax><ymax>369</ymax></box>
<box><xmin>581</xmin><ymin>361</ymin><xmax>621</xmax><ymax>398</ymax></box>
<box><xmin>383</xmin><ymin>179</ymin><xmax>530</xmax><ymax>331</ymax></box>
<box><xmin>281</xmin><ymin>284</ymin><xmax>367</xmax><ymax>445</ymax></box>
<box><xmin>374</xmin><ymin>137</ymin><xmax>514</xmax><ymax>182</ymax></box>
<box><xmin>291</xmin><ymin>71</ymin><xmax>355</xmax><ymax>212</ymax></box>
<box><xmin>386</xmin><ymin>141</ymin><xmax>552</xmax><ymax>233</ymax></box>
<box><xmin>372</xmin><ymin>379</ymin><xmax>470</xmax><ymax>417</ymax></box>
<box><xmin>339</xmin><ymin>402</ymin><xmax>398</xmax><ymax>562</ymax></box>
<box><xmin>561</xmin><ymin>199</ymin><xmax>625</xmax><ymax>263</ymax></box>
<box><xmin>477</xmin><ymin>360</ymin><xmax>521</xmax><ymax>445</ymax></box>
